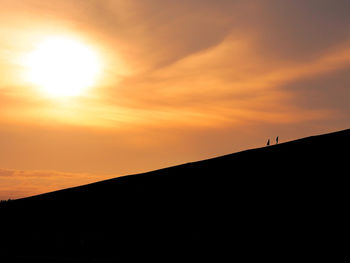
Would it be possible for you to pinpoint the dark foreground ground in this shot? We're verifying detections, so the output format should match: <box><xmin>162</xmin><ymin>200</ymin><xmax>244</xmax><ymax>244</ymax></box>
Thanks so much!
<box><xmin>0</xmin><ymin>129</ymin><xmax>349</xmax><ymax>262</ymax></box>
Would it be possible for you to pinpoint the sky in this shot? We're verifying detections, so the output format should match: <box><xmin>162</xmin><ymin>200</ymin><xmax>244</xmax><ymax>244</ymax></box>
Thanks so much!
<box><xmin>1</xmin><ymin>0</ymin><xmax>350</xmax><ymax>199</ymax></box>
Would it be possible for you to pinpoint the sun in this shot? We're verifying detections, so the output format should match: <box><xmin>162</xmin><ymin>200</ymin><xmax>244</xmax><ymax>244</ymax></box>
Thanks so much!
<box><xmin>24</xmin><ymin>36</ymin><xmax>101</xmax><ymax>97</ymax></box>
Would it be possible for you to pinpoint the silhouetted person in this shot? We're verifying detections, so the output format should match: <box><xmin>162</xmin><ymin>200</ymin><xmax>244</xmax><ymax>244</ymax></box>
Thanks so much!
<box><xmin>267</xmin><ymin>139</ymin><xmax>270</xmax><ymax>146</ymax></box>
<box><xmin>276</xmin><ymin>136</ymin><xmax>279</xmax><ymax>144</ymax></box>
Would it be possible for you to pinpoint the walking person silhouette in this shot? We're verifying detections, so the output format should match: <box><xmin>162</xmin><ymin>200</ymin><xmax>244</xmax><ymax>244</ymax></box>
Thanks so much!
<box><xmin>267</xmin><ymin>139</ymin><xmax>270</xmax><ymax>146</ymax></box>
<box><xmin>276</xmin><ymin>136</ymin><xmax>279</xmax><ymax>144</ymax></box>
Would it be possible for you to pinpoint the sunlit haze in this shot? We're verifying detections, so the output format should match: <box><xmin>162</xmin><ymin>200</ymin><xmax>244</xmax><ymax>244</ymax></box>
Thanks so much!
<box><xmin>1</xmin><ymin>0</ymin><xmax>350</xmax><ymax>199</ymax></box>
<box><xmin>23</xmin><ymin>36</ymin><xmax>101</xmax><ymax>97</ymax></box>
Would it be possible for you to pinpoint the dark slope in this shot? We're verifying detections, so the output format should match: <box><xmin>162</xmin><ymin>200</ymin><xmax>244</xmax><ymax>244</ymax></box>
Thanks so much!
<box><xmin>1</xmin><ymin>129</ymin><xmax>349</xmax><ymax>262</ymax></box>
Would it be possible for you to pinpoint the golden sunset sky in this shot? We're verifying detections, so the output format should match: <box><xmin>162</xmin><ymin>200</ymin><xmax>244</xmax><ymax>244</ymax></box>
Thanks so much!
<box><xmin>1</xmin><ymin>0</ymin><xmax>350</xmax><ymax>199</ymax></box>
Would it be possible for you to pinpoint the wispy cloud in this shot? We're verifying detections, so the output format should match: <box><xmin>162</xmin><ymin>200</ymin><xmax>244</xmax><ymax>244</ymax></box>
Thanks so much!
<box><xmin>0</xmin><ymin>168</ymin><xmax>114</xmax><ymax>200</ymax></box>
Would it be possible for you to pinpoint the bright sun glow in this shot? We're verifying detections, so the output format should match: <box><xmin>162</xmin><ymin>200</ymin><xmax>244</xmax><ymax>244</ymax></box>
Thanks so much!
<box><xmin>24</xmin><ymin>36</ymin><xmax>101</xmax><ymax>97</ymax></box>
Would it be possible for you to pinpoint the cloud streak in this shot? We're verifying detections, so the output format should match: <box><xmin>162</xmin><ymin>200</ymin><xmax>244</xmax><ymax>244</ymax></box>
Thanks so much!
<box><xmin>0</xmin><ymin>167</ymin><xmax>114</xmax><ymax>200</ymax></box>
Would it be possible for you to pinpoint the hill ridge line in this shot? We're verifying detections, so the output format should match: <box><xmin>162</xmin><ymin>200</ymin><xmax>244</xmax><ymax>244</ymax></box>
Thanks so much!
<box><xmin>12</xmin><ymin>128</ymin><xmax>350</xmax><ymax>201</ymax></box>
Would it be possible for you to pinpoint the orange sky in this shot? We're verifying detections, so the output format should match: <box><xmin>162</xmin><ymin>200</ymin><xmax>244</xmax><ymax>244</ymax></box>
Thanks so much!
<box><xmin>1</xmin><ymin>0</ymin><xmax>350</xmax><ymax>199</ymax></box>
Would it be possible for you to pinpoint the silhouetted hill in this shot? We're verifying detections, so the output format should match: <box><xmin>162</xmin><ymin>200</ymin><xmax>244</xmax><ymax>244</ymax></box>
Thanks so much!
<box><xmin>1</xmin><ymin>129</ymin><xmax>349</xmax><ymax>262</ymax></box>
